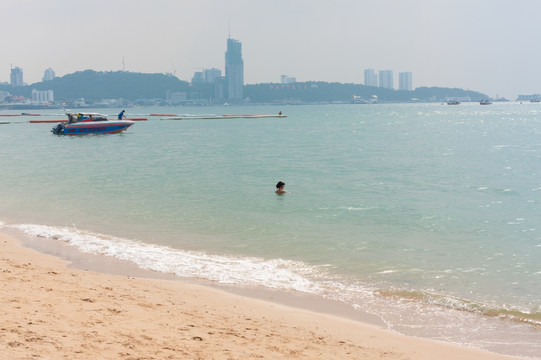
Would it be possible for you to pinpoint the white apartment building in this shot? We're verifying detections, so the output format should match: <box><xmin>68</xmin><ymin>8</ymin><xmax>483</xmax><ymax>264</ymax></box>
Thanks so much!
<box><xmin>399</xmin><ymin>72</ymin><xmax>413</xmax><ymax>91</ymax></box>
<box><xmin>364</xmin><ymin>69</ymin><xmax>378</xmax><ymax>87</ymax></box>
<box><xmin>379</xmin><ymin>70</ymin><xmax>394</xmax><ymax>89</ymax></box>
<box><xmin>31</xmin><ymin>89</ymin><xmax>54</xmax><ymax>103</ymax></box>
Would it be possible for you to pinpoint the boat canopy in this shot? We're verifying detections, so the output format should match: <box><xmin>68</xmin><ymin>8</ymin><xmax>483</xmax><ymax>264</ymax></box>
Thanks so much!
<box><xmin>66</xmin><ymin>112</ymin><xmax>108</xmax><ymax>123</ymax></box>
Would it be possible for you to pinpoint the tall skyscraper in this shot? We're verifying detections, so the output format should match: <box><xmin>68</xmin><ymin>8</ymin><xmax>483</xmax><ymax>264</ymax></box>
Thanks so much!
<box><xmin>364</xmin><ymin>69</ymin><xmax>378</xmax><ymax>87</ymax></box>
<box><xmin>379</xmin><ymin>70</ymin><xmax>394</xmax><ymax>89</ymax></box>
<box><xmin>399</xmin><ymin>72</ymin><xmax>413</xmax><ymax>91</ymax></box>
<box><xmin>42</xmin><ymin>67</ymin><xmax>55</xmax><ymax>81</ymax></box>
<box><xmin>10</xmin><ymin>66</ymin><xmax>23</xmax><ymax>86</ymax></box>
<box><xmin>225</xmin><ymin>37</ymin><xmax>244</xmax><ymax>103</ymax></box>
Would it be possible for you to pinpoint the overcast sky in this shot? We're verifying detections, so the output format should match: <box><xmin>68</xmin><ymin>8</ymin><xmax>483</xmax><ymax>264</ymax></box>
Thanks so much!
<box><xmin>2</xmin><ymin>0</ymin><xmax>540</xmax><ymax>99</ymax></box>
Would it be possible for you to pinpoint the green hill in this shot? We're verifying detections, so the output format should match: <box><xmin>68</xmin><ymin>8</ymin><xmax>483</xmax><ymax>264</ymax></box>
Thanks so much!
<box><xmin>245</xmin><ymin>82</ymin><xmax>487</xmax><ymax>103</ymax></box>
<box><xmin>0</xmin><ymin>70</ymin><xmax>212</xmax><ymax>103</ymax></box>
<box><xmin>0</xmin><ymin>70</ymin><xmax>488</xmax><ymax>104</ymax></box>
<box><xmin>31</xmin><ymin>70</ymin><xmax>198</xmax><ymax>101</ymax></box>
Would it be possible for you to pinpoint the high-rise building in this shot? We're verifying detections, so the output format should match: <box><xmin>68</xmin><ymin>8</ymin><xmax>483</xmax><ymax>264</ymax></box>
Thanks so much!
<box><xmin>399</xmin><ymin>72</ymin><xmax>413</xmax><ymax>91</ymax></box>
<box><xmin>225</xmin><ymin>37</ymin><xmax>244</xmax><ymax>103</ymax></box>
<box><xmin>379</xmin><ymin>70</ymin><xmax>394</xmax><ymax>89</ymax></box>
<box><xmin>364</xmin><ymin>69</ymin><xmax>378</xmax><ymax>87</ymax></box>
<box><xmin>204</xmin><ymin>68</ymin><xmax>222</xmax><ymax>84</ymax></box>
<box><xmin>191</xmin><ymin>71</ymin><xmax>204</xmax><ymax>84</ymax></box>
<box><xmin>214</xmin><ymin>76</ymin><xmax>228</xmax><ymax>104</ymax></box>
<box><xmin>10</xmin><ymin>66</ymin><xmax>23</xmax><ymax>86</ymax></box>
<box><xmin>42</xmin><ymin>68</ymin><xmax>55</xmax><ymax>81</ymax></box>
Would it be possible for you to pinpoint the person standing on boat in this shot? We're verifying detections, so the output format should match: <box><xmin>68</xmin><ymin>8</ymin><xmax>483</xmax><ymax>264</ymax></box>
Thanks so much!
<box><xmin>118</xmin><ymin>110</ymin><xmax>126</xmax><ymax>120</ymax></box>
<box><xmin>275</xmin><ymin>181</ymin><xmax>287</xmax><ymax>195</ymax></box>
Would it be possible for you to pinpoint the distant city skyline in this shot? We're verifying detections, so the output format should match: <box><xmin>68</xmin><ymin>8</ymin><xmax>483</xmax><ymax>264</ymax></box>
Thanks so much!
<box><xmin>2</xmin><ymin>1</ymin><xmax>541</xmax><ymax>99</ymax></box>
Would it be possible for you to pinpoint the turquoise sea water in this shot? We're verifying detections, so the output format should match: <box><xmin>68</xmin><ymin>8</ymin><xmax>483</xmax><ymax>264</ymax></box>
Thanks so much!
<box><xmin>1</xmin><ymin>103</ymin><xmax>540</xmax><ymax>357</ymax></box>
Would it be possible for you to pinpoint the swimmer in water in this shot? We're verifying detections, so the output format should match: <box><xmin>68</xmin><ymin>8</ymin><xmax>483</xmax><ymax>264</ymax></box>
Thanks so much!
<box><xmin>275</xmin><ymin>181</ymin><xmax>287</xmax><ymax>195</ymax></box>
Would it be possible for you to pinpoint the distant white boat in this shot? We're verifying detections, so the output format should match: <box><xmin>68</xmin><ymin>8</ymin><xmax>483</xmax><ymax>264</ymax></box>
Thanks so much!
<box><xmin>351</xmin><ymin>95</ymin><xmax>377</xmax><ymax>104</ymax></box>
<box><xmin>447</xmin><ymin>100</ymin><xmax>460</xmax><ymax>105</ymax></box>
<box><xmin>480</xmin><ymin>99</ymin><xmax>492</xmax><ymax>105</ymax></box>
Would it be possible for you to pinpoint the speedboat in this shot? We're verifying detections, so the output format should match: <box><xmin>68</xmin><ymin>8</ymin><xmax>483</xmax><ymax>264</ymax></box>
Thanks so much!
<box><xmin>51</xmin><ymin>112</ymin><xmax>134</xmax><ymax>135</ymax></box>
<box><xmin>447</xmin><ymin>100</ymin><xmax>460</xmax><ymax>105</ymax></box>
<box><xmin>480</xmin><ymin>99</ymin><xmax>492</xmax><ymax>105</ymax></box>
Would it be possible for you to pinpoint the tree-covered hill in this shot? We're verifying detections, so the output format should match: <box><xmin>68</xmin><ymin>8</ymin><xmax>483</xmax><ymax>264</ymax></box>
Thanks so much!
<box><xmin>0</xmin><ymin>70</ymin><xmax>488</xmax><ymax>104</ymax></box>
<box><xmin>245</xmin><ymin>82</ymin><xmax>488</xmax><ymax>103</ymax></box>
<box><xmin>31</xmin><ymin>70</ymin><xmax>198</xmax><ymax>101</ymax></box>
<box><xmin>0</xmin><ymin>70</ymin><xmax>212</xmax><ymax>102</ymax></box>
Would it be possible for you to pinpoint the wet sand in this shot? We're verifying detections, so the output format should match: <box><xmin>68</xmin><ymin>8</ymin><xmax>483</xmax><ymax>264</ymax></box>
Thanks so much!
<box><xmin>0</xmin><ymin>232</ymin><xmax>523</xmax><ymax>359</ymax></box>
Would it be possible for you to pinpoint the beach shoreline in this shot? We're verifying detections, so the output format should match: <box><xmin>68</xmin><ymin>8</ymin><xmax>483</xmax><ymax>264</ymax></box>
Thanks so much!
<box><xmin>13</xmin><ymin>226</ymin><xmax>386</xmax><ymax>328</ymax></box>
<box><xmin>0</xmin><ymin>230</ymin><xmax>526</xmax><ymax>359</ymax></box>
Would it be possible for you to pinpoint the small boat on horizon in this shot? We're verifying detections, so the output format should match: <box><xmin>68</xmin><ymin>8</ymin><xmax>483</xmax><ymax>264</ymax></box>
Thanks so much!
<box><xmin>447</xmin><ymin>100</ymin><xmax>460</xmax><ymax>105</ymax></box>
<box><xmin>480</xmin><ymin>99</ymin><xmax>492</xmax><ymax>105</ymax></box>
<box><xmin>51</xmin><ymin>112</ymin><xmax>134</xmax><ymax>135</ymax></box>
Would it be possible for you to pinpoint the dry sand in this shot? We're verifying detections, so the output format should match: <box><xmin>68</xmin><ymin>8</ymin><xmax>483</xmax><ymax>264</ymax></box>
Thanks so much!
<box><xmin>0</xmin><ymin>232</ymin><xmax>523</xmax><ymax>360</ymax></box>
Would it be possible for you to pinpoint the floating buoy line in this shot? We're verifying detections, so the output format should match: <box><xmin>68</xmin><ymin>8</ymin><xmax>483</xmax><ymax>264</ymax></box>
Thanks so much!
<box><xmin>0</xmin><ymin>112</ymin><xmax>286</xmax><ymax>124</ymax></box>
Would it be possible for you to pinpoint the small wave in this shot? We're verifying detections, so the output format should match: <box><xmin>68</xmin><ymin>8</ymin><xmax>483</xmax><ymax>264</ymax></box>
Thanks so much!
<box><xmin>10</xmin><ymin>223</ymin><xmax>322</xmax><ymax>293</ymax></box>
<box><xmin>377</xmin><ymin>289</ymin><xmax>541</xmax><ymax>326</ymax></box>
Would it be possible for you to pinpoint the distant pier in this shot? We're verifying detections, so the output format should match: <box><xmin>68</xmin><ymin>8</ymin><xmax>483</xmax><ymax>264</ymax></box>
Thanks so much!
<box><xmin>161</xmin><ymin>114</ymin><xmax>287</xmax><ymax>121</ymax></box>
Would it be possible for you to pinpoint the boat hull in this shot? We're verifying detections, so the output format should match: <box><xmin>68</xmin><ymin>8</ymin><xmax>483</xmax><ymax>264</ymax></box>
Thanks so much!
<box><xmin>52</xmin><ymin>120</ymin><xmax>134</xmax><ymax>135</ymax></box>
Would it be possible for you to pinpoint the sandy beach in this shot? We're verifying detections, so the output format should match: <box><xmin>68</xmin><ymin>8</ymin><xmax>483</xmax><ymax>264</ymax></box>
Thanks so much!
<box><xmin>0</xmin><ymin>231</ymin><xmax>524</xmax><ymax>360</ymax></box>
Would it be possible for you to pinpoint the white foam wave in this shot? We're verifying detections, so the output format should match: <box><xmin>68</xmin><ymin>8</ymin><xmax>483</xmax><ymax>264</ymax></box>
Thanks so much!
<box><xmin>11</xmin><ymin>223</ymin><xmax>320</xmax><ymax>293</ymax></box>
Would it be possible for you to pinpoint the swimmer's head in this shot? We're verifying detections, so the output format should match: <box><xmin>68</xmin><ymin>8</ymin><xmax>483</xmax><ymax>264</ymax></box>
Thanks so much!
<box><xmin>276</xmin><ymin>181</ymin><xmax>285</xmax><ymax>189</ymax></box>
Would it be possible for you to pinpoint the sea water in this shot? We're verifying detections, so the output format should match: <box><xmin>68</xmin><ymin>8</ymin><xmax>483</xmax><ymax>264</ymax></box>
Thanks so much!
<box><xmin>1</xmin><ymin>103</ymin><xmax>540</xmax><ymax>358</ymax></box>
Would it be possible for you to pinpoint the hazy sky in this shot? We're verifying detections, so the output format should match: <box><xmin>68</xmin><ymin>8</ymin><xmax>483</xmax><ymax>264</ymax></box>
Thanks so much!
<box><xmin>2</xmin><ymin>0</ymin><xmax>540</xmax><ymax>99</ymax></box>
